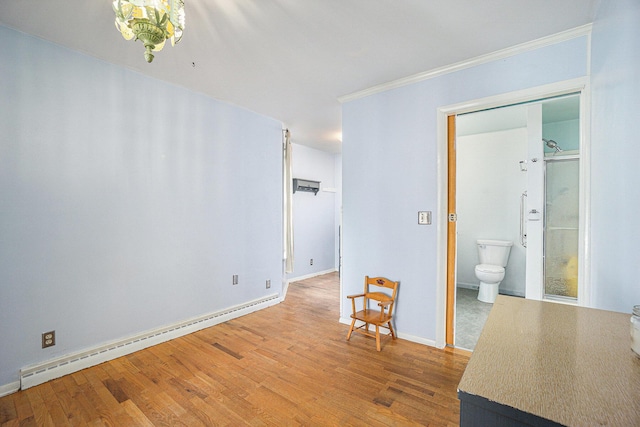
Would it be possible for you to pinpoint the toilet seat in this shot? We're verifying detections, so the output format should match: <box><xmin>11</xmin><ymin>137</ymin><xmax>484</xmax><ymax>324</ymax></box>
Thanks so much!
<box><xmin>475</xmin><ymin>264</ymin><xmax>505</xmax><ymax>274</ymax></box>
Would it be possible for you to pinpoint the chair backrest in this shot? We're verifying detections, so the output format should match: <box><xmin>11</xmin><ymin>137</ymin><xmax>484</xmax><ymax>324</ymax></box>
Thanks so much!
<box><xmin>363</xmin><ymin>276</ymin><xmax>399</xmax><ymax>316</ymax></box>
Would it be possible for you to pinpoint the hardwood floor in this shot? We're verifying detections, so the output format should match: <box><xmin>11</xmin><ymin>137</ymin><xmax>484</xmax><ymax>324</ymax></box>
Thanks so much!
<box><xmin>0</xmin><ymin>272</ymin><xmax>470</xmax><ymax>426</ymax></box>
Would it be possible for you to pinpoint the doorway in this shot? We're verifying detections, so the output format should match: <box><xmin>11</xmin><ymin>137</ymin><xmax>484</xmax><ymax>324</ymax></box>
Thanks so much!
<box><xmin>438</xmin><ymin>83</ymin><xmax>589</xmax><ymax>349</ymax></box>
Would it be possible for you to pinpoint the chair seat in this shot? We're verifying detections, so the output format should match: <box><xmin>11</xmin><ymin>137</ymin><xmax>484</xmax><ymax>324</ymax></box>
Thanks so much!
<box><xmin>351</xmin><ymin>309</ymin><xmax>391</xmax><ymax>324</ymax></box>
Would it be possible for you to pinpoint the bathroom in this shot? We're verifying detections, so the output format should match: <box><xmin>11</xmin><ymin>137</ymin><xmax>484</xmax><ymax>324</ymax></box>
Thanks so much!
<box><xmin>454</xmin><ymin>95</ymin><xmax>581</xmax><ymax>350</ymax></box>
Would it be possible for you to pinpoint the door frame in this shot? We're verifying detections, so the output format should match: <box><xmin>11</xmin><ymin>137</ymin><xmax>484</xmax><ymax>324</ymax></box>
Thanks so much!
<box><xmin>435</xmin><ymin>77</ymin><xmax>591</xmax><ymax>348</ymax></box>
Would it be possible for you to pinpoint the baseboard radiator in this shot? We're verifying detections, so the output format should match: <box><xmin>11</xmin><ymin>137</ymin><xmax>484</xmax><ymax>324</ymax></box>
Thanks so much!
<box><xmin>20</xmin><ymin>293</ymin><xmax>280</xmax><ymax>390</ymax></box>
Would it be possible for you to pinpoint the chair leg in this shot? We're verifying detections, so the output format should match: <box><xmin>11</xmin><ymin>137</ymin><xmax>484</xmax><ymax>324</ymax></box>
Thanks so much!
<box><xmin>375</xmin><ymin>325</ymin><xmax>381</xmax><ymax>351</ymax></box>
<box><xmin>388</xmin><ymin>322</ymin><xmax>396</xmax><ymax>340</ymax></box>
<box><xmin>346</xmin><ymin>319</ymin><xmax>356</xmax><ymax>340</ymax></box>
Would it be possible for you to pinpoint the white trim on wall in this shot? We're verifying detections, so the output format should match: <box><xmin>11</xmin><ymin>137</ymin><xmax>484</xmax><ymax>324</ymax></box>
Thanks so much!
<box><xmin>578</xmin><ymin>80</ymin><xmax>592</xmax><ymax>307</ymax></box>
<box><xmin>337</xmin><ymin>318</ymin><xmax>437</xmax><ymax>348</ymax></box>
<box><xmin>338</xmin><ymin>24</ymin><xmax>592</xmax><ymax>104</ymax></box>
<box><xmin>285</xmin><ymin>268</ymin><xmax>337</xmax><ymax>293</ymax></box>
<box><xmin>286</xmin><ymin>268</ymin><xmax>337</xmax><ymax>283</ymax></box>
<box><xmin>435</xmin><ymin>77</ymin><xmax>591</xmax><ymax>348</ymax></box>
<box><xmin>282</xmin><ymin>268</ymin><xmax>338</xmax><ymax>300</ymax></box>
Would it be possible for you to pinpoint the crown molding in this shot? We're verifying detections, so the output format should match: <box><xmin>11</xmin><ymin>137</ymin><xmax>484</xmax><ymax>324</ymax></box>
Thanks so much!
<box><xmin>338</xmin><ymin>24</ymin><xmax>593</xmax><ymax>104</ymax></box>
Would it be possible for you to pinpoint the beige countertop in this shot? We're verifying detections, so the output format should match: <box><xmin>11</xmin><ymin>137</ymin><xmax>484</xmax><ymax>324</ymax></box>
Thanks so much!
<box><xmin>458</xmin><ymin>295</ymin><xmax>640</xmax><ymax>426</ymax></box>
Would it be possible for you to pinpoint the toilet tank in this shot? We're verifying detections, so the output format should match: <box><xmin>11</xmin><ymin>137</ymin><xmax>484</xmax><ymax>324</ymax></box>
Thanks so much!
<box><xmin>477</xmin><ymin>239</ymin><xmax>513</xmax><ymax>267</ymax></box>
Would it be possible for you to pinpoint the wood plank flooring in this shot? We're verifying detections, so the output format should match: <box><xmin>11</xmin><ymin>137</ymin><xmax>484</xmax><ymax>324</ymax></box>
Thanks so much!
<box><xmin>0</xmin><ymin>272</ymin><xmax>470</xmax><ymax>426</ymax></box>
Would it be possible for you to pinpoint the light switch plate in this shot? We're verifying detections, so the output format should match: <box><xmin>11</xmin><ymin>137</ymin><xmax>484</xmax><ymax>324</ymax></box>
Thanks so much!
<box><xmin>418</xmin><ymin>211</ymin><xmax>432</xmax><ymax>225</ymax></box>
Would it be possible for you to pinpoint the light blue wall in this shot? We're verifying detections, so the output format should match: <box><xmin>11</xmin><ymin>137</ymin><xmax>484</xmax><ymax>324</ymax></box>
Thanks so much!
<box><xmin>343</xmin><ymin>0</ymin><xmax>640</xmax><ymax>342</ymax></box>
<box><xmin>342</xmin><ymin>36</ymin><xmax>589</xmax><ymax>341</ymax></box>
<box><xmin>0</xmin><ymin>26</ymin><xmax>283</xmax><ymax>387</ymax></box>
<box><xmin>590</xmin><ymin>0</ymin><xmax>640</xmax><ymax>312</ymax></box>
<box><xmin>287</xmin><ymin>144</ymin><xmax>339</xmax><ymax>279</ymax></box>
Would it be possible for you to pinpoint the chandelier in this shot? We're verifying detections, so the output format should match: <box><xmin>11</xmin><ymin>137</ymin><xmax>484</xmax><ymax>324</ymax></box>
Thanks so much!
<box><xmin>113</xmin><ymin>0</ymin><xmax>185</xmax><ymax>63</ymax></box>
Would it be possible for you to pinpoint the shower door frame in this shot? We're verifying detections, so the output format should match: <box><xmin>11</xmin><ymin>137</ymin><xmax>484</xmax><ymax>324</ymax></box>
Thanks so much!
<box><xmin>437</xmin><ymin>78</ymin><xmax>591</xmax><ymax>348</ymax></box>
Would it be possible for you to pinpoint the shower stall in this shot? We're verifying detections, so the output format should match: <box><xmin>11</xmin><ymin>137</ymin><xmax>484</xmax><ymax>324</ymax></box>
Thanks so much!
<box><xmin>521</xmin><ymin>136</ymin><xmax>580</xmax><ymax>300</ymax></box>
<box><xmin>525</xmin><ymin>96</ymin><xmax>581</xmax><ymax>302</ymax></box>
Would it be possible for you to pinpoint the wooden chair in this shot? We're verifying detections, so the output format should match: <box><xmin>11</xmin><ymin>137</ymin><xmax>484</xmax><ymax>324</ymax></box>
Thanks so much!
<box><xmin>346</xmin><ymin>276</ymin><xmax>399</xmax><ymax>351</ymax></box>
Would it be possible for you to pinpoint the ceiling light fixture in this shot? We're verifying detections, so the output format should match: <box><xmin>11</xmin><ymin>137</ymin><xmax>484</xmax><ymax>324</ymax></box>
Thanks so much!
<box><xmin>113</xmin><ymin>0</ymin><xmax>185</xmax><ymax>63</ymax></box>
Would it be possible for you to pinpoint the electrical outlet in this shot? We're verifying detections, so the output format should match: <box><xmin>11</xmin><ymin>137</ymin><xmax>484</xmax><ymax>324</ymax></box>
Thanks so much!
<box><xmin>266</xmin><ymin>279</ymin><xmax>271</xmax><ymax>289</ymax></box>
<box><xmin>310</xmin><ymin>258</ymin><xmax>313</xmax><ymax>265</ymax></box>
<box><xmin>42</xmin><ymin>331</ymin><xmax>55</xmax><ymax>348</ymax></box>
<box><xmin>232</xmin><ymin>274</ymin><xmax>238</xmax><ymax>285</ymax></box>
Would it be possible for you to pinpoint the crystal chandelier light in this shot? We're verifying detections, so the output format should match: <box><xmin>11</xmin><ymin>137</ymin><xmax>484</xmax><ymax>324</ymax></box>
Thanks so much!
<box><xmin>113</xmin><ymin>0</ymin><xmax>185</xmax><ymax>63</ymax></box>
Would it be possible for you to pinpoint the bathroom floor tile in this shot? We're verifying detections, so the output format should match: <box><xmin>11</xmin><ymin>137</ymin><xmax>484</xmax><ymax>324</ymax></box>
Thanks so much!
<box><xmin>455</xmin><ymin>287</ymin><xmax>493</xmax><ymax>351</ymax></box>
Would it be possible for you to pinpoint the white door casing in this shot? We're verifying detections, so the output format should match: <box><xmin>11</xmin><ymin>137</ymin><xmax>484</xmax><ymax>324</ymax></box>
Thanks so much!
<box><xmin>435</xmin><ymin>77</ymin><xmax>590</xmax><ymax>348</ymax></box>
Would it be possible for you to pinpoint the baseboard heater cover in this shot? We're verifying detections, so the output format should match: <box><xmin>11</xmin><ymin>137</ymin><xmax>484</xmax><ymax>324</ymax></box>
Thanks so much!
<box><xmin>20</xmin><ymin>293</ymin><xmax>280</xmax><ymax>390</ymax></box>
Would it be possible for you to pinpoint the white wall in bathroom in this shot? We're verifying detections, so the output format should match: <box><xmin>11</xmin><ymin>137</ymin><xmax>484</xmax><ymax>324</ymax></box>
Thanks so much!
<box><xmin>456</xmin><ymin>127</ymin><xmax>527</xmax><ymax>296</ymax></box>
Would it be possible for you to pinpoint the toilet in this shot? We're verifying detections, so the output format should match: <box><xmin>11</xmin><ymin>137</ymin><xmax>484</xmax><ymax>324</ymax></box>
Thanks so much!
<box><xmin>475</xmin><ymin>239</ymin><xmax>513</xmax><ymax>303</ymax></box>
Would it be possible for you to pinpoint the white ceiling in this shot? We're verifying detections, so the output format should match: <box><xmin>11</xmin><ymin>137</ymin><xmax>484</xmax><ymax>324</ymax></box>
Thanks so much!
<box><xmin>0</xmin><ymin>0</ymin><xmax>597</xmax><ymax>153</ymax></box>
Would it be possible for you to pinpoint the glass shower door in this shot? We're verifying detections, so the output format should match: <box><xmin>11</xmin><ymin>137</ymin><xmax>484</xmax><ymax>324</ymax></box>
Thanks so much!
<box><xmin>544</xmin><ymin>157</ymin><xmax>580</xmax><ymax>299</ymax></box>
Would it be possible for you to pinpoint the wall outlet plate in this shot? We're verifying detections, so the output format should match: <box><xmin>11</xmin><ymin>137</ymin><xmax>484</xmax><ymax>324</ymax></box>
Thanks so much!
<box><xmin>266</xmin><ymin>279</ymin><xmax>271</xmax><ymax>289</ymax></box>
<box><xmin>42</xmin><ymin>331</ymin><xmax>55</xmax><ymax>348</ymax></box>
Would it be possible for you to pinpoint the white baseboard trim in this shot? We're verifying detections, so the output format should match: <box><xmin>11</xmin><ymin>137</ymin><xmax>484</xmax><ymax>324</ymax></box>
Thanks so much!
<box><xmin>458</xmin><ymin>283</ymin><xmax>525</xmax><ymax>298</ymax></box>
<box><xmin>0</xmin><ymin>381</ymin><xmax>20</xmax><ymax>398</ymax></box>
<box><xmin>396</xmin><ymin>331</ymin><xmax>438</xmax><ymax>348</ymax></box>
<box><xmin>20</xmin><ymin>293</ymin><xmax>281</xmax><ymax>391</ymax></box>
<box><xmin>338</xmin><ymin>317</ymin><xmax>437</xmax><ymax>349</ymax></box>
<box><xmin>283</xmin><ymin>268</ymin><xmax>338</xmax><ymax>300</ymax></box>
<box><xmin>287</xmin><ymin>268</ymin><xmax>338</xmax><ymax>283</ymax></box>
<box><xmin>501</xmin><ymin>289</ymin><xmax>525</xmax><ymax>298</ymax></box>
